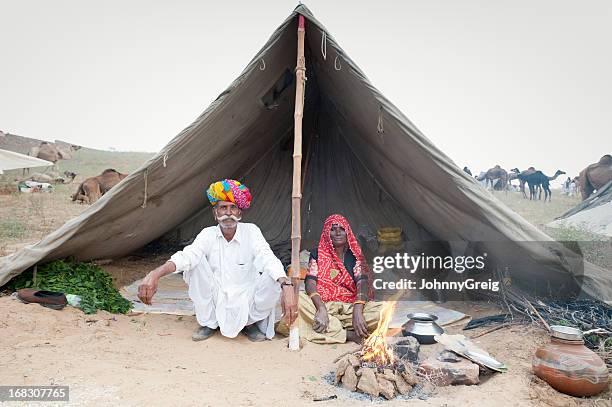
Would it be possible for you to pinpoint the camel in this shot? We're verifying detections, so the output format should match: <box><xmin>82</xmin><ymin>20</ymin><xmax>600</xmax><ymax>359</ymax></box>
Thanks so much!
<box><xmin>72</xmin><ymin>169</ymin><xmax>128</xmax><ymax>204</ymax></box>
<box><xmin>27</xmin><ymin>171</ymin><xmax>77</xmax><ymax>184</ymax></box>
<box><xmin>518</xmin><ymin>170</ymin><xmax>566</xmax><ymax>201</ymax></box>
<box><xmin>477</xmin><ymin>165</ymin><xmax>508</xmax><ymax>191</ymax></box>
<box><xmin>518</xmin><ymin>171</ymin><xmax>546</xmax><ymax>200</ymax></box>
<box><xmin>508</xmin><ymin>168</ymin><xmax>519</xmax><ymax>188</ymax></box>
<box><xmin>24</xmin><ymin>142</ymin><xmax>81</xmax><ymax>174</ymax></box>
<box><xmin>510</xmin><ymin>167</ymin><xmax>537</xmax><ymax>198</ymax></box>
<box><xmin>578</xmin><ymin>154</ymin><xmax>612</xmax><ymax>200</ymax></box>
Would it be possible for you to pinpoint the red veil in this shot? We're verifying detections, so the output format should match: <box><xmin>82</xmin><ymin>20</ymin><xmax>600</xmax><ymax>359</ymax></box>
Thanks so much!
<box><xmin>315</xmin><ymin>214</ymin><xmax>367</xmax><ymax>303</ymax></box>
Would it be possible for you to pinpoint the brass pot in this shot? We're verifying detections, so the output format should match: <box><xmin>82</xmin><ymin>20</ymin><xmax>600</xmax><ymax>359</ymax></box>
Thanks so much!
<box><xmin>401</xmin><ymin>313</ymin><xmax>444</xmax><ymax>344</ymax></box>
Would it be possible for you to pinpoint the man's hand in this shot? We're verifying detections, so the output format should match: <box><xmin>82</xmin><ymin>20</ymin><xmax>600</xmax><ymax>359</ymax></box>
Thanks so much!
<box><xmin>280</xmin><ymin>281</ymin><xmax>298</xmax><ymax>325</ymax></box>
<box><xmin>138</xmin><ymin>273</ymin><xmax>159</xmax><ymax>305</ymax></box>
<box><xmin>352</xmin><ymin>304</ymin><xmax>369</xmax><ymax>338</ymax></box>
<box><xmin>313</xmin><ymin>306</ymin><xmax>329</xmax><ymax>333</ymax></box>
<box><xmin>137</xmin><ymin>262</ymin><xmax>176</xmax><ymax>305</ymax></box>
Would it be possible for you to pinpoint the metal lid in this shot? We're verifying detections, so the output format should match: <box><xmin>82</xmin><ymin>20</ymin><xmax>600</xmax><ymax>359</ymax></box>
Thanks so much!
<box><xmin>406</xmin><ymin>312</ymin><xmax>438</xmax><ymax>321</ymax></box>
<box><xmin>550</xmin><ymin>325</ymin><xmax>583</xmax><ymax>341</ymax></box>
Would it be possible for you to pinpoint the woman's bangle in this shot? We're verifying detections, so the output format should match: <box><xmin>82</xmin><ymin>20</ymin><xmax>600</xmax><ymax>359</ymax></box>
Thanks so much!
<box><xmin>308</xmin><ymin>292</ymin><xmax>321</xmax><ymax>299</ymax></box>
<box><xmin>354</xmin><ymin>300</ymin><xmax>367</xmax><ymax>305</ymax></box>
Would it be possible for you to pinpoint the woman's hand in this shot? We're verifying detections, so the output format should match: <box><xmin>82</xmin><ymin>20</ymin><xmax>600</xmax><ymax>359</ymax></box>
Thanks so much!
<box><xmin>352</xmin><ymin>304</ymin><xmax>369</xmax><ymax>338</ymax></box>
<box><xmin>313</xmin><ymin>306</ymin><xmax>329</xmax><ymax>333</ymax></box>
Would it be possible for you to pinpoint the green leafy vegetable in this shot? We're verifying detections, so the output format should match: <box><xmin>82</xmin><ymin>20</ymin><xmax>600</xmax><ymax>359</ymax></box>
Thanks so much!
<box><xmin>8</xmin><ymin>259</ymin><xmax>132</xmax><ymax>314</ymax></box>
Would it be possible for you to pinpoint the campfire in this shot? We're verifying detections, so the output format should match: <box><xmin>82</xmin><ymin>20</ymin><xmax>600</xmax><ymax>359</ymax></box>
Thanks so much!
<box><xmin>335</xmin><ymin>302</ymin><xmax>424</xmax><ymax>399</ymax></box>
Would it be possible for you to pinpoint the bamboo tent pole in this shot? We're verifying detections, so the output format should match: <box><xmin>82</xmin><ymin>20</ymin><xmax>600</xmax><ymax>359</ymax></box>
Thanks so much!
<box><xmin>290</xmin><ymin>15</ymin><xmax>306</xmax><ymax>282</ymax></box>
<box><xmin>289</xmin><ymin>14</ymin><xmax>306</xmax><ymax>349</ymax></box>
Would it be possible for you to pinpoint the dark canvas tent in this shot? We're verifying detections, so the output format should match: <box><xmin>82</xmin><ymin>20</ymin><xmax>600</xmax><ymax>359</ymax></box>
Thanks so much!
<box><xmin>1</xmin><ymin>5</ymin><xmax>610</xmax><ymax>302</ymax></box>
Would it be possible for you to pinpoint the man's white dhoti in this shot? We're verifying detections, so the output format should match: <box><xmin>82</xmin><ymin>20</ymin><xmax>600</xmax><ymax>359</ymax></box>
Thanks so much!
<box><xmin>169</xmin><ymin>223</ymin><xmax>285</xmax><ymax>339</ymax></box>
<box><xmin>184</xmin><ymin>256</ymin><xmax>280</xmax><ymax>338</ymax></box>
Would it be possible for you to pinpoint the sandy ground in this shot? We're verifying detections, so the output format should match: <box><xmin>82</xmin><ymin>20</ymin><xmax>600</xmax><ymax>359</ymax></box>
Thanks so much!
<box><xmin>1</xmin><ymin>294</ymin><xmax>608</xmax><ymax>407</ymax></box>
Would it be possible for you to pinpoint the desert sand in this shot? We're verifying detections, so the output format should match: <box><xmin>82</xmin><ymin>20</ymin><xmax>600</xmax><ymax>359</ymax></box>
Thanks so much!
<box><xmin>3</xmin><ymin>293</ymin><xmax>604</xmax><ymax>407</ymax></box>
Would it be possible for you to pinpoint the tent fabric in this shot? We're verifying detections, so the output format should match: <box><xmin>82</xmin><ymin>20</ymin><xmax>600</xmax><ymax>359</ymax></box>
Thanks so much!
<box><xmin>1</xmin><ymin>5</ymin><xmax>610</xmax><ymax>302</ymax></box>
<box><xmin>548</xmin><ymin>181</ymin><xmax>612</xmax><ymax>237</ymax></box>
<box><xmin>0</xmin><ymin>149</ymin><xmax>52</xmax><ymax>174</ymax></box>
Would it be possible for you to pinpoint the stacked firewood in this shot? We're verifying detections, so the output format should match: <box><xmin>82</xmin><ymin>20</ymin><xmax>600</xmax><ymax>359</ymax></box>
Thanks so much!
<box><xmin>335</xmin><ymin>352</ymin><xmax>421</xmax><ymax>399</ymax></box>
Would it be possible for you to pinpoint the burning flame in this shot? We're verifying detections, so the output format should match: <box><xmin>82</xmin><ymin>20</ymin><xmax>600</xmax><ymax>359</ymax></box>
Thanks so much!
<box><xmin>361</xmin><ymin>301</ymin><xmax>395</xmax><ymax>366</ymax></box>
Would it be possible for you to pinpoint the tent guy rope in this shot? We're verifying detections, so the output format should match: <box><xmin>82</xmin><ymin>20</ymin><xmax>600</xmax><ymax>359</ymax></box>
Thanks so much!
<box><xmin>141</xmin><ymin>169</ymin><xmax>148</xmax><ymax>208</ymax></box>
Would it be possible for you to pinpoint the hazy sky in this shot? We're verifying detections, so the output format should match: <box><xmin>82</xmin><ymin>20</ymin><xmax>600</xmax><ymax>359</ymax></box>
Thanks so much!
<box><xmin>1</xmin><ymin>1</ymin><xmax>610</xmax><ymax>184</ymax></box>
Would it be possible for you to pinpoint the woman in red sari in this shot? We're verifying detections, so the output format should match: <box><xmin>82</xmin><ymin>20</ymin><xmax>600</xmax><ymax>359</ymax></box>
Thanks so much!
<box><xmin>301</xmin><ymin>214</ymin><xmax>382</xmax><ymax>344</ymax></box>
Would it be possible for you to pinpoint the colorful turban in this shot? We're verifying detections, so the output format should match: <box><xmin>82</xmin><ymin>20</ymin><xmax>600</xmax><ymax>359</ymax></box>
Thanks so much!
<box><xmin>206</xmin><ymin>179</ymin><xmax>252</xmax><ymax>210</ymax></box>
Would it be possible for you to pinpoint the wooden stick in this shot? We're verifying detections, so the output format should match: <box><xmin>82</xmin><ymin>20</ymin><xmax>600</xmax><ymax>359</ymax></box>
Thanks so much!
<box><xmin>289</xmin><ymin>14</ymin><xmax>306</xmax><ymax>348</ymax></box>
<box><xmin>290</xmin><ymin>14</ymin><xmax>306</xmax><ymax>282</ymax></box>
<box><xmin>470</xmin><ymin>323</ymin><xmax>510</xmax><ymax>339</ymax></box>
<box><xmin>523</xmin><ymin>296</ymin><xmax>551</xmax><ymax>332</ymax></box>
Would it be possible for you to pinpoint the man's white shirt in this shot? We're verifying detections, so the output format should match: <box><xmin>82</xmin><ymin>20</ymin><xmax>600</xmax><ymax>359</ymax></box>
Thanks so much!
<box><xmin>168</xmin><ymin>222</ymin><xmax>284</xmax><ymax>338</ymax></box>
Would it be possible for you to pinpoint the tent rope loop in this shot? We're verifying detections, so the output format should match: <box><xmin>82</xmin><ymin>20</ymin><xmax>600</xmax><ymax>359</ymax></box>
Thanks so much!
<box><xmin>259</xmin><ymin>59</ymin><xmax>266</xmax><ymax>70</ymax></box>
<box><xmin>295</xmin><ymin>65</ymin><xmax>307</xmax><ymax>83</ymax></box>
<box><xmin>377</xmin><ymin>107</ymin><xmax>384</xmax><ymax>135</ymax></box>
<box><xmin>334</xmin><ymin>55</ymin><xmax>342</xmax><ymax>71</ymax></box>
<box><xmin>163</xmin><ymin>153</ymin><xmax>168</xmax><ymax>167</ymax></box>
<box><xmin>141</xmin><ymin>168</ymin><xmax>148</xmax><ymax>209</ymax></box>
<box><xmin>321</xmin><ymin>30</ymin><xmax>327</xmax><ymax>60</ymax></box>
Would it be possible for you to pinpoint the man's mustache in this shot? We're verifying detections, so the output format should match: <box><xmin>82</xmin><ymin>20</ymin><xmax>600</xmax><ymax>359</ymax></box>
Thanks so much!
<box><xmin>217</xmin><ymin>214</ymin><xmax>241</xmax><ymax>222</ymax></box>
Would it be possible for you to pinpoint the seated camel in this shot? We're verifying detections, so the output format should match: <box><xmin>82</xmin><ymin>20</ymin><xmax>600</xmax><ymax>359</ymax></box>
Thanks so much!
<box><xmin>72</xmin><ymin>169</ymin><xmax>128</xmax><ymax>204</ymax></box>
<box><xmin>28</xmin><ymin>171</ymin><xmax>77</xmax><ymax>184</ymax></box>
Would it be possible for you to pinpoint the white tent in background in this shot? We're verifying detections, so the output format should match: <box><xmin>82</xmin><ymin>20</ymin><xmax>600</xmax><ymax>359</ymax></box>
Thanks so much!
<box><xmin>548</xmin><ymin>181</ymin><xmax>612</xmax><ymax>238</ymax></box>
<box><xmin>0</xmin><ymin>149</ymin><xmax>52</xmax><ymax>174</ymax></box>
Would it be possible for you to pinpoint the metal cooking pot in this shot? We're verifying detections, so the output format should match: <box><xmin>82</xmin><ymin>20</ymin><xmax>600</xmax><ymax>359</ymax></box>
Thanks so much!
<box><xmin>401</xmin><ymin>313</ymin><xmax>444</xmax><ymax>344</ymax></box>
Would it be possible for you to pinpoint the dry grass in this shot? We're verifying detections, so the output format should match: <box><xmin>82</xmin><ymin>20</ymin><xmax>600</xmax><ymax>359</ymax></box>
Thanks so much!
<box><xmin>0</xmin><ymin>148</ymin><xmax>154</xmax><ymax>256</ymax></box>
<box><xmin>492</xmin><ymin>188</ymin><xmax>582</xmax><ymax>231</ymax></box>
<box><xmin>0</xmin><ymin>185</ymin><xmax>87</xmax><ymax>255</ymax></box>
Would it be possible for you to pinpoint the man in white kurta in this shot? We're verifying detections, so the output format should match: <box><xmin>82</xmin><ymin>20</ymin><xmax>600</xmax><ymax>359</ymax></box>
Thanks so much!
<box><xmin>138</xmin><ymin>179</ymin><xmax>297</xmax><ymax>342</ymax></box>
<box><xmin>170</xmin><ymin>222</ymin><xmax>286</xmax><ymax>339</ymax></box>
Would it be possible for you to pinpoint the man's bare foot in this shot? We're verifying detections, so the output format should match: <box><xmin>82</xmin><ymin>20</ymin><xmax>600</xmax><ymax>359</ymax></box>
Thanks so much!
<box><xmin>346</xmin><ymin>330</ymin><xmax>363</xmax><ymax>344</ymax></box>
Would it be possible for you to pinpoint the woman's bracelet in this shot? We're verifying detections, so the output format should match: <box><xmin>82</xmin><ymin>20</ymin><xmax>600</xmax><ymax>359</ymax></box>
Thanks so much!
<box><xmin>354</xmin><ymin>299</ymin><xmax>367</xmax><ymax>305</ymax></box>
<box><xmin>308</xmin><ymin>292</ymin><xmax>321</xmax><ymax>299</ymax></box>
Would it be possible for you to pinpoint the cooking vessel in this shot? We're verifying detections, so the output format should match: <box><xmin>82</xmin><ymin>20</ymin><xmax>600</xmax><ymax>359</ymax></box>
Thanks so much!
<box><xmin>401</xmin><ymin>313</ymin><xmax>444</xmax><ymax>344</ymax></box>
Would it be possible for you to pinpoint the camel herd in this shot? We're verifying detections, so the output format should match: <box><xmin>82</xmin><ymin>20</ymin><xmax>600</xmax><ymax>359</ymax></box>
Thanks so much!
<box><xmin>468</xmin><ymin>154</ymin><xmax>612</xmax><ymax>202</ymax></box>
<box><xmin>17</xmin><ymin>140</ymin><xmax>612</xmax><ymax>207</ymax></box>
